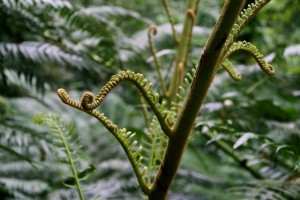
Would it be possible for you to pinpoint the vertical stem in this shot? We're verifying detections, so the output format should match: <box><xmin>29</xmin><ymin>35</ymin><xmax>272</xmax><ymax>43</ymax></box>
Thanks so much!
<box><xmin>149</xmin><ymin>1</ymin><xmax>245</xmax><ymax>199</ymax></box>
<box><xmin>167</xmin><ymin>0</ymin><xmax>200</xmax><ymax>103</ymax></box>
<box><xmin>148</xmin><ymin>26</ymin><xmax>168</xmax><ymax>97</ymax></box>
<box><xmin>162</xmin><ymin>0</ymin><xmax>179</xmax><ymax>44</ymax></box>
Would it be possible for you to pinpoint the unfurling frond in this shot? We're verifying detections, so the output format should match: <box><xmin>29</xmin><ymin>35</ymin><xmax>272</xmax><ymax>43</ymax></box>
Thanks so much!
<box><xmin>56</xmin><ymin>89</ymin><xmax>151</xmax><ymax>194</ymax></box>
<box><xmin>57</xmin><ymin>70</ymin><xmax>176</xmax><ymax>194</ymax></box>
<box><xmin>224</xmin><ymin>41</ymin><xmax>275</xmax><ymax>75</ymax></box>
<box><xmin>225</xmin><ymin>0</ymin><xmax>272</xmax><ymax>48</ymax></box>
<box><xmin>57</xmin><ymin>70</ymin><xmax>171</xmax><ymax>136</ymax></box>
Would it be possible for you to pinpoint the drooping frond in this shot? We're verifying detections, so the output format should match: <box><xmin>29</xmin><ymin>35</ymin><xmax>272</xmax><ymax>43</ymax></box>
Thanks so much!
<box><xmin>224</xmin><ymin>41</ymin><xmax>275</xmax><ymax>76</ymax></box>
<box><xmin>221</xmin><ymin>59</ymin><xmax>241</xmax><ymax>81</ymax></box>
<box><xmin>0</xmin><ymin>117</ymin><xmax>57</xmax><ymax>199</ymax></box>
<box><xmin>0</xmin><ymin>178</ymin><xmax>49</xmax><ymax>199</ymax></box>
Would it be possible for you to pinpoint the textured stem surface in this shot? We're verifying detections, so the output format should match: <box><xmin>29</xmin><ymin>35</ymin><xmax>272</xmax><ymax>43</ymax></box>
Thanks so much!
<box><xmin>149</xmin><ymin>1</ymin><xmax>245</xmax><ymax>199</ymax></box>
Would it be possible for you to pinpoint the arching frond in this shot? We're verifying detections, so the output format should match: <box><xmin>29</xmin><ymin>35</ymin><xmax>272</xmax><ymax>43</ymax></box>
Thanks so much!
<box><xmin>221</xmin><ymin>59</ymin><xmax>241</xmax><ymax>81</ymax></box>
<box><xmin>57</xmin><ymin>70</ymin><xmax>170</xmax><ymax>136</ymax></box>
<box><xmin>224</xmin><ymin>41</ymin><xmax>275</xmax><ymax>76</ymax></box>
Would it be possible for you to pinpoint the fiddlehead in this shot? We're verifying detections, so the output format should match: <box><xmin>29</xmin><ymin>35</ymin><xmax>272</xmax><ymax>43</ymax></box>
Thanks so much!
<box><xmin>57</xmin><ymin>88</ymin><xmax>151</xmax><ymax>194</ymax></box>
<box><xmin>60</xmin><ymin>70</ymin><xmax>171</xmax><ymax>136</ymax></box>
<box><xmin>187</xmin><ymin>8</ymin><xmax>196</xmax><ymax>22</ymax></box>
<box><xmin>57</xmin><ymin>88</ymin><xmax>118</xmax><ymax>133</ymax></box>
<box><xmin>224</xmin><ymin>41</ymin><xmax>275</xmax><ymax>76</ymax></box>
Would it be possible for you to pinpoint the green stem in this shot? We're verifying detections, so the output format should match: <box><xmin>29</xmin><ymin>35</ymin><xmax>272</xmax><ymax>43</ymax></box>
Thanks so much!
<box><xmin>162</xmin><ymin>0</ymin><xmax>179</xmax><ymax>44</ymax></box>
<box><xmin>53</xmin><ymin>121</ymin><xmax>84</xmax><ymax>200</ymax></box>
<box><xmin>167</xmin><ymin>0</ymin><xmax>200</xmax><ymax>103</ymax></box>
<box><xmin>148</xmin><ymin>26</ymin><xmax>168</xmax><ymax>97</ymax></box>
<box><xmin>149</xmin><ymin>1</ymin><xmax>245</xmax><ymax>199</ymax></box>
<box><xmin>138</xmin><ymin>93</ymin><xmax>151</xmax><ymax>128</ymax></box>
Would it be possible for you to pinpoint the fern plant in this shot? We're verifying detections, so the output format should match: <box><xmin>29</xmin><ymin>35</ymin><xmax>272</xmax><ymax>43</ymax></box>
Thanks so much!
<box><xmin>55</xmin><ymin>0</ymin><xmax>290</xmax><ymax>199</ymax></box>
<box><xmin>33</xmin><ymin>113</ymin><xmax>90</xmax><ymax>200</ymax></box>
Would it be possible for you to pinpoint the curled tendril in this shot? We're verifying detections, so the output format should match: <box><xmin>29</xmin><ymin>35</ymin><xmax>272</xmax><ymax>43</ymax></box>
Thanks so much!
<box><xmin>80</xmin><ymin>92</ymin><xmax>95</xmax><ymax>110</ymax></box>
<box><xmin>57</xmin><ymin>88</ymin><xmax>151</xmax><ymax>194</ymax></box>
<box><xmin>221</xmin><ymin>59</ymin><xmax>242</xmax><ymax>81</ymax></box>
<box><xmin>148</xmin><ymin>24</ymin><xmax>157</xmax><ymax>36</ymax></box>
<box><xmin>224</xmin><ymin>41</ymin><xmax>275</xmax><ymax>75</ymax></box>
<box><xmin>57</xmin><ymin>88</ymin><xmax>118</xmax><ymax>132</ymax></box>
<box><xmin>187</xmin><ymin>8</ymin><xmax>195</xmax><ymax>22</ymax></box>
<box><xmin>58</xmin><ymin>70</ymin><xmax>172</xmax><ymax>137</ymax></box>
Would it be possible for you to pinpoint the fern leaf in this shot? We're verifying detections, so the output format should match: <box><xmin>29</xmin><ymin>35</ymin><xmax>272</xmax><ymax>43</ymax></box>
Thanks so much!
<box><xmin>33</xmin><ymin>113</ymin><xmax>85</xmax><ymax>200</ymax></box>
<box><xmin>2</xmin><ymin>0</ymin><xmax>73</xmax><ymax>10</ymax></box>
<box><xmin>141</xmin><ymin>118</ymin><xmax>167</xmax><ymax>186</ymax></box>
<box><xmin>79</xmin><ymin>6</ymin><xmax>152</xmax><ymax>25</ymax></box>
<box><xmin>0</xmin><ymin>42</ymin><xmax>86</xmax><ymax>69</ymax></box>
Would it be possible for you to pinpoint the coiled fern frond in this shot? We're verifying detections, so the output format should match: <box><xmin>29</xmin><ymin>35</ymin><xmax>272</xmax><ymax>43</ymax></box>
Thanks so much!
<box><xmin>57</xmin><ymin>70</ymin><xmax>174</xmax><ymax>194</ymax></box>
<box><xmin>57</xmin><ymin>70</ymin><xmax>170</xmax><ymax>136</ymax></box>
